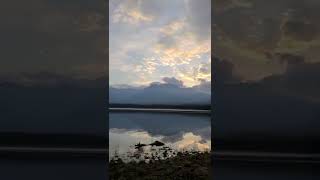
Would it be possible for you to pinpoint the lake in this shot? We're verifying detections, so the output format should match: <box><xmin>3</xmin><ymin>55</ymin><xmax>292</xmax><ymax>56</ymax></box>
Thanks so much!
<box><xmin>109</xmin><ymin>111</ymin><xmax>211</xmax><ymax>161</ymax></box>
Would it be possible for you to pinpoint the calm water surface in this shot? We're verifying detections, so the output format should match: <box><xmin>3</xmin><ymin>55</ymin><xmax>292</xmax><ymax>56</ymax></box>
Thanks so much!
<box><xmin>109</xmin><ymin>112</ymin><xmax>211</xmax><ymax>160</ymax></box>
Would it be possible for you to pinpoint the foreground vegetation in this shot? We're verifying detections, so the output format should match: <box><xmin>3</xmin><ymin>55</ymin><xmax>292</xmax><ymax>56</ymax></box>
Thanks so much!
<box><xmin>110</xmin><ymin>151</ymin><xmax>211</xmax><ymax>180</ymax></box>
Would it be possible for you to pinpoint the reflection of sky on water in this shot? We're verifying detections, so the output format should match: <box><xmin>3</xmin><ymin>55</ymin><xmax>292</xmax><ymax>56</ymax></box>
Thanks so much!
<box><xmin>109</xmin><ymin>112</ymin><xmax>211</xmax><ymax>159</ymax></box>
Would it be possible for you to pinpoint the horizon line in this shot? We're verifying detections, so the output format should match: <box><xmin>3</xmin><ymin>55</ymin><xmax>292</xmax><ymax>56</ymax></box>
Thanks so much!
<box><xmin>108</xmin><ymin>107</ymin><xmax>211</xmax><ymax>114</ymax></box>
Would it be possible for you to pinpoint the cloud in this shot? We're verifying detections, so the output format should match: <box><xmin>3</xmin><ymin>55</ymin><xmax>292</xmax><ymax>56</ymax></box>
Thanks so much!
<box><xmin>154</xmin><ymin>34</ymin><xmax>210</xmax><ymax>65</ymax></box>
<box><xmin>195</xmin><ymin>62</ymin><xmax>212</xmax><ymax>81</ymax></box>
<box><xmin>110</xmin><ymin>0</ymin><xmax>185</xmax><ymax>25</ymax></box>
<box><xmin>199</xmin><ymin>64</ymin><xmax>211</xmax><ymax>75</ymax></box>
<box><xmin>157</xmin><ymin>35</ymin><xmax>177</xmax><ymax>49</ymax></box>
<box><xmin>159</xmin><ymin>20</ymin><xmax>185</xmax><ymax>35</ymax></box>
<box><xmin>172</xmin><ymin>60</ymin><xmax>211</xmax><ymax>87</ymax></box>
<box><xmin>162</xmin><ymin>77</ymin><xmax>184</xmax><ymax>87</ymax></box>
<box><xmin>111</xmin><ymin>1</ymin><xmax>153</xmax><ymax>25</ymax></box>
<box><xmin>185</xmin><ymin>0</ymin><xmax>211</xmax><ymax>41</ymax></box>
<box><xmin>192</xmin><ymin>79</ymin><xmax>211</xmax><ymax>94</ymax></box>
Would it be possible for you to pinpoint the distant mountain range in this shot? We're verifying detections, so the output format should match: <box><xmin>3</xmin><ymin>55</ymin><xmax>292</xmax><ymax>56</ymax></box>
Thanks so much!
<box><xmin>109</xmin><ymin>82</ymin><xmax>211</xmax><ymax>105</ymax></box>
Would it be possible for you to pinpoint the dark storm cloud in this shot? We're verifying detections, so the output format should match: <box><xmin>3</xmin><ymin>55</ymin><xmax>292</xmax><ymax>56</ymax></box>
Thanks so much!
<box><xmin>0</xmin><ymin>0</ymin><xmax>107</xmax><ymax>78</ymax></box>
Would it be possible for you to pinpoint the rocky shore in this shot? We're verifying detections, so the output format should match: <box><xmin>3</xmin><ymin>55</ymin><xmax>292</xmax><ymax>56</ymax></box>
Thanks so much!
<box><xmin>109</xmin><ymin>151</ymin><xmax>211</xmax><ymax>180</ymax></box>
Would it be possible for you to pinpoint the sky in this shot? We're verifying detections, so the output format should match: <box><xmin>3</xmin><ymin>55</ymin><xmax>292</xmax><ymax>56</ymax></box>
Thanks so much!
<box><xmin>213</xmin><ymin>0</ymin><xmax>320</xmax><ymax>82</ymax></box>
<box><xmin>109</xmin><ymin>0</ymin><xmax>211</xmax><ymax>87</ymax></box>
<box><xmin>0</xmin><ymin>0</ymin><xmax>107</xmax><ymax>80</ymax></box>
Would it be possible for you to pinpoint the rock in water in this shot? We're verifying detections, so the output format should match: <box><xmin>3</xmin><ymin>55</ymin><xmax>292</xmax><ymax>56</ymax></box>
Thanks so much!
<box><xmin>150</xmin><ymin>141</ymin><xmax>165</xmax><ymax>147</ymax></box>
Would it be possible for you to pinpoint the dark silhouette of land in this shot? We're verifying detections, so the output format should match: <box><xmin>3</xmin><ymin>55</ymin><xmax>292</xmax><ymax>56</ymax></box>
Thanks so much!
<box><xmin>110</xmin><ymin>151</ymin><xmax>211</xmax><ymax>180</ymax></box>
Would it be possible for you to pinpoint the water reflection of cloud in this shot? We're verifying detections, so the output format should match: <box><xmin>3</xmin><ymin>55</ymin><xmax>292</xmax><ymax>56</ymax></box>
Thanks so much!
<box><xmin>109</xmin><ymin>128</ymin><xmax>211</xmax><ymax>158</ymax></box>
<box><xmin>172</xmin><ymin>132</ymin><xmax>211</xmax><ymax>151</ymax></box>
<box><xmin>109</xmin><ymin>112</ymin><xmax>211</xmax><ymax>139</ymax></box>
<box><xmin>109</xmin><ymin>128</ymin><xmax>163</xmax><ymax>157</ymax></box>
